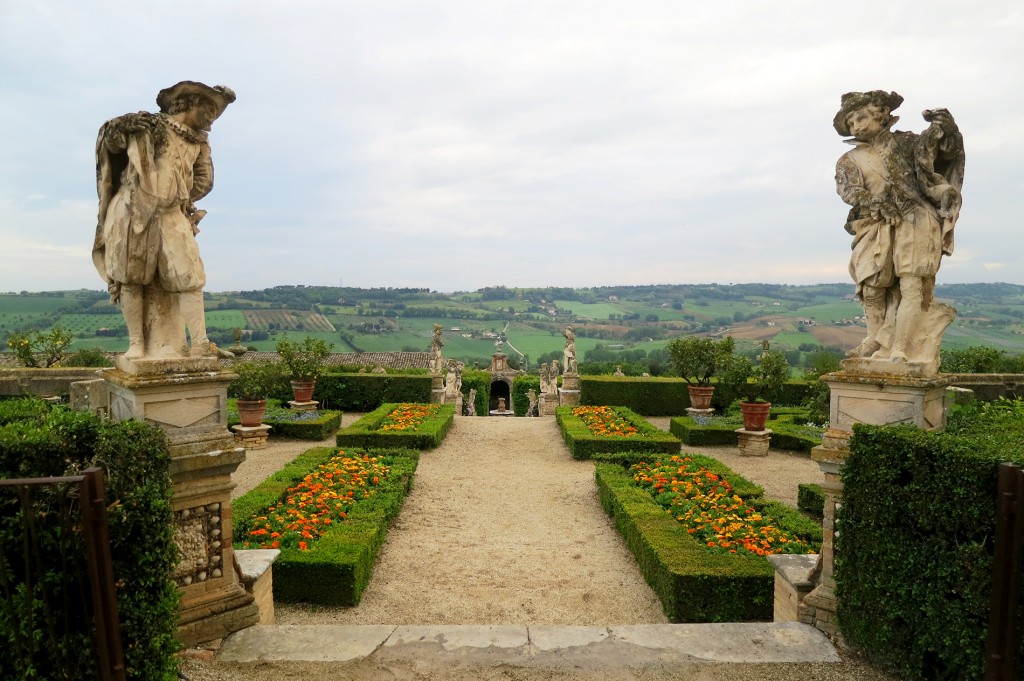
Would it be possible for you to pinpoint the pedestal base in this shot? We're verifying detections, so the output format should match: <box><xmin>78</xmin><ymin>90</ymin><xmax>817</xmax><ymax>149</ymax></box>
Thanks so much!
<box><xmin>232</xmin><ymin>424</ymin><xmax>272</xmax><ymax>449</ymax></box>
<box><xmin>735</xmin><ymin>428</ymin><xmax>772</xmax><ymax>456</ymax></box>
<box><xmin>101</xmin><ymin>366</ymin><xmax>258</xmax><ymax>646</ymax></box>
<box><xmin>430</xmin><ymin>374</ymin><xmax>445</xmax><ymax>404</ymax></box>
<box><xmin>686</xmin><ymin>407</ymin><xmax>715</xmax><ymax>421</ymax></box>
<box><xmin>559</xmin><ymin>372</ymin><xmax>581</xmax><ymax>407</ymax></box>
<box><xmin>287</xmin><ymin>400</ymin><xmax>318</xmax><ymax>412</ymax></box>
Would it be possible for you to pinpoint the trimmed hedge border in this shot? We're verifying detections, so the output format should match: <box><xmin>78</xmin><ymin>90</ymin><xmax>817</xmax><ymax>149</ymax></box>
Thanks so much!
<box><xmin>595</xmin><ymin>460</ymin><xmax>820</xmax><ymax>622</ymax></box>
<box><xmin>335</xmin><ymin>403</ymin><xmax>455</xmax><ymax>450</ymax></box>
<box><xmin>232</xmin><ymin>446</ymin><xmax>420</xmax><ymax>605</ymax></box>
<box><xmin>314</xmin><ymin>373</ymin><xmax>433</xmax><ymax>411</ymax></box>
<box><xmin>227</xmin><ymin>399</ymin><xmax>342</xmax><ymax>440</ymax></box>
<box><xmin>555</xmin><ymin>406</ymin><xmax>680</xmax><ymax>460</ymax></box>
<box><xmin>669</xmin><ymin>415</ymin><xmax>822</xmax><ymax>452</ymax></box>
<box><xmin>579</xmin><ymin>376</ymin><xmax>814</xmax><ymax>415</ymax></box>
<box><xmin>797</xmin><ymin>483</ymin><xmax>825</xmax><ymax>519</ymax></box>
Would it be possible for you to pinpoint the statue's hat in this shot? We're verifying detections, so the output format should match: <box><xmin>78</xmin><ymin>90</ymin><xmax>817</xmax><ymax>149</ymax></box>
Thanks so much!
<box><xmin>157</xmin><ymin>81</ymin><xmax>236</xmax><ymax>119</ymax></box>
<box><xmin>833</xmin><ymin>90</ymin><xmax>903</xmax><ymax>136</ymax></box>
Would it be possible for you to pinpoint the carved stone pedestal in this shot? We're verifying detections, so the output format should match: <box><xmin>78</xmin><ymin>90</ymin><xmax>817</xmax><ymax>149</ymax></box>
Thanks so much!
<box><xmin>101</xmin><ymin>359</ymin><xmax>259</xmax><ymax>646</ymax></box>
<box><xmin>430</xmin><ymin>374</ymin><xmax>444</xmax><ymax>404</ymax></box>
<box><xmin>232</xmin><ymin>424</ymin><xmax>272</xmax><ymax>449</ymax></box>
<box><xmin>796</xmin><ymin>367</ymin><xmax>952</xmax><ymax>642</ymax></box>
<box><xmin>287</xmin><ymin>399</ymin><xmax>318</xmax><ymax>412</ymax></box>
<box><xmin>540</xmin><ymin>392</ymin><xmax>558</xmax><ymax>416</ymax></box>
<box><xmin>686</xmin><ymin>407</ymin><xmax>714</xmax><ymax>420</ymax></box>
<box><xmin>559</xmin><ymin>372</ymin><xmax>581</xmax><ymax>407</ymax></box>
<box><xmin>735</xmin><ymin>428</ymin><xmax>772</xmax><ymax>456</ymax></box>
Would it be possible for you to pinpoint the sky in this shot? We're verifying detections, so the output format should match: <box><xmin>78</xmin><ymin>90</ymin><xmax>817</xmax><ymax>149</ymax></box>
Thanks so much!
<box><xmin>1</xmin><ymin>1</ymin><xmax>1022</xmax><ymax>294</ymax></box>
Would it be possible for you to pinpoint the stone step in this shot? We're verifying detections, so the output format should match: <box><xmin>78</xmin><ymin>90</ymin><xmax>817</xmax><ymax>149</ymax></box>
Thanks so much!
<box><xmin>216</xmin><ymin>622</ymin><xmax>839</xmax><ymax>667</ymax></box>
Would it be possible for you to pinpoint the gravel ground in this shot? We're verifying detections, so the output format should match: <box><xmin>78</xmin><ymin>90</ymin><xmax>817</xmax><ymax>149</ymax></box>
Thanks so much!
<box><xmin>180</xmin><ymin>414</ymin><xmax>896</xmax><ymax>681</ymax></box>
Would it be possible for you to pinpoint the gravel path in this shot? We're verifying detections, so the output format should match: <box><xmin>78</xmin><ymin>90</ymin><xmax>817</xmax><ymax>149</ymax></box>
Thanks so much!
<box><xmin>276</xmin><ymin>415</ymin><xmax>668</xmax><ymax>625</ymax></box>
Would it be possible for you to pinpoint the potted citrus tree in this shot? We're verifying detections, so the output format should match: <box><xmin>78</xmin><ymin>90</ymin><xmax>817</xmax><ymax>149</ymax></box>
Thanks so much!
<box><xmin>230</xmin><ymin>361</ymin><xmax>282</xmax><ymax>427</ymax></box>
<box><xmin>735</xmin><ymin>345</ymin><xmax>790</xmax><ymax>431</ymax></box>
<box><xmin>275</xmin><ymin>336</ymin><xmax>333</xmax><ymax>402</ymax></box>
<box><xmin>666</xmin><ymin>335</ymin><xmax>736</xmax><ymax>410</ymax></box>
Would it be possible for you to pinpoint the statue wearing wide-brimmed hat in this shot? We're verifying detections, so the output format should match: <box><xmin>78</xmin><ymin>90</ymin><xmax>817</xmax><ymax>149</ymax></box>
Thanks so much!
<box><xmin>93</xmin><ymin>81</ymin><xmax>236</xmax><ymax>361</ymax></box>
<box><xmin>833</xmin><ymin>89</ymin><xmax>965</xmax><ymax>373</ymax></box>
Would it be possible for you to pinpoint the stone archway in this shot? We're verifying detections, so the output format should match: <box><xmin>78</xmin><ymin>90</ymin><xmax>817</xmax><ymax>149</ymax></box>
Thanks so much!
<box><xmin>489</xmin><ymin>378</ymin><xmax>511</xmax><ymax>413</ymax></box>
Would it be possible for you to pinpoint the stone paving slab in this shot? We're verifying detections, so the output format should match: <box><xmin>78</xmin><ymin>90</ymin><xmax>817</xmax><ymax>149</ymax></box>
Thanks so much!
<box><xmin>216</xmin><ymin>622</ymin><xmax>839</xmax><ymax>667</ymax></box>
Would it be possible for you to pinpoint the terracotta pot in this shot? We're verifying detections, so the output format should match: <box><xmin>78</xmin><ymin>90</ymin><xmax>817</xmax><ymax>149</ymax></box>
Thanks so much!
<box><xmin>236</xmin><ymin>399</ymin><xmax>267</xmax><ymax>427</ymax></box>
<box><xmin>290</xmin><ymin>379</ymin><xmax>316</xmax><ymax>402</ymax></box>
<box><xmin>687</xmin><ymin>385</ymin><xmax>715</xmax><ymax>410</ymax></box>
<box><xmin>739</xmin><ymin>401</ymin><xmax>772</xmax><ymax>431</ymax></box>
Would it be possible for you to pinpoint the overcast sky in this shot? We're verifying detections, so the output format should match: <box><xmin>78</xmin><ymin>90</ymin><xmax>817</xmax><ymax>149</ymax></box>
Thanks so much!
<box><xmin>1</xmin><ymin>1</ymin><xmax>1021</xmax><ymax>294</ymax></box>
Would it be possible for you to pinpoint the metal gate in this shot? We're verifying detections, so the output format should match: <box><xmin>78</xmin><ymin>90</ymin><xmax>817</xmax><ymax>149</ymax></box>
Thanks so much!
<box><xmin>986</xmin><ymin>462</ymin><xmax>1024</xmax><ymax>681</ymax></box>
<box><xmin>0</xmin><ymin>467</ymin><xmax>125</xmax><ymax>681</ymax></box>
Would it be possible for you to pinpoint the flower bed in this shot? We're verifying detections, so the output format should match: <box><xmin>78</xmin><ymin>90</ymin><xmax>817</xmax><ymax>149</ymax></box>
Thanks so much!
<box><xmin>556</xmin><ymin>405</ymin><xmax>680</xmax><ymax>460</ymax></box>
<box><xmin>669</xmin><ymin>414</ymin><xmax>823</xmax><ymax>452</ymax></box>
<box><xmin>239</xmin><ymin>452</ymin><xmax>391</xmax><ymax>552</ymax></box>
<box><xmin>630</xmin><ymin>455</ymin><xmax>816</xmax><ymax>557</ymax></box>
<box><xmin>336</xmin><ymin>402</ymin><xmax>454</xmax><ymax>450</ymax></box>
<box><xmin>232</xmin><ymin>446</ymin><xmax>419</xmax><ymax>605</ymax></box>
<box><xmin>227</xmin><ymin>399</ymin><xmax>342</xmax><ymax>440</ymax></box>
<box><xmin>595</xmin><ymin>455</ymin><xmax>820</xmax><ymax>622</ymax></box>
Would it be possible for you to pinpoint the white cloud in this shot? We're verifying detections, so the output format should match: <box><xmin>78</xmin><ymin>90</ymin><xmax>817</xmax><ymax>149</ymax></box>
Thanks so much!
<box><xmin>0</xmin><ymin>0</ymin><xmax>1022</xmax><ymax>295</ymax></box>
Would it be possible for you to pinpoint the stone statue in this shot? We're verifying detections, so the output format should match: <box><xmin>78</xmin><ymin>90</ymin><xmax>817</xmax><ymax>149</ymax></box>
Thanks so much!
<box><xmin>562</xmin><ymin>326</ymin><xmax>578</xmax><ymax>373</ymax></box>
<box><xmin>93</xmin><ymin>81</ymin><xmax>236</xmax><ymax>360</ymax></box>
<box><xmin>430</xmin><ymin>324</ymin><xmax>444</xmax><ymax>373</ymax></box>
<box><xmin>527</xmin><ymin>389</ymin><xmax>539</xmax><ymax>417</ymax></box>
<box><xmin>466</xmin><ymin>388</ymin><xmax>477</xmax><ymax>416</ymax></box>
<box><xmin>834</xmin><ymin>90</ymin><xmax>964</xmax><ymax>370</ymax></box>
<box><xmin>444</xmin><ymin>361</ymin><xmax>462</xmax><ymax>398</ymax></box>
<box><xmin>613</xmin><ymin>365</ymin><xmax>625</xmax><ymax>376</ymax></box>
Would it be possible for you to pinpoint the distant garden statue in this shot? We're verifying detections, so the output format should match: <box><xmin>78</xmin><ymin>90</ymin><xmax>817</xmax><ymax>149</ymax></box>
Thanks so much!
<box><xmin>834</xmin><ymin>90</ymin><xmax>964</xmax><ymax>371</ymax></box>
<box><xmin>93</xmin><ymin>81</ymin><xmax>236</xmax><ymax>360</ymax></box>
<box><xmin>562</xmin><ymin>326</ymin><xmax>578</xmax><ymax>374</ymax></box>
<box><xmin>430</xmin><ymin>323</ymin><xmax>444</xmax><ymax>373</ymax></box>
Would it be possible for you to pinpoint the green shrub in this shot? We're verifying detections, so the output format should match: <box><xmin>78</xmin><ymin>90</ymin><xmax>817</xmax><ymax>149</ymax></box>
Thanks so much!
<box><xmin>797</xmin><ymin>483</ymin><xmax>824</xmax><ymax>519</ymax></box>
<box><xmin>580</xmin><ymin>376</ymin><xmax>691</xmax><ymax>416</ymax></box>
<box><xmin>64</xmin><ymin>347</ymin><xmax>114</xmax><ymax>367</ymax></box>
<box><xmin>556</xmin><ymin>406</ymin><xmax>680</xmax><ymax>460</ymax></box>
<box><xmin>836</xmin><ymin>411</ymin><xmax>1024</xmax><ymax>680</ymax></box>
<box><xmin>336</xmin><ymin>403</ymin><xmax>454</xmax><ymax>450</ymax></box>
<box><xmin>0</xmin><ymin>401</ymin><xmax>179</xmax><ymax>680</ymax></box>
<box><xmin>461</xmin><ymin>369</ymin><xmax>491</xmax><ymax>416</ymax></box>
<box><xmin>314</xmin><ymin>373</ymin><xmax>432</xmax><ymax>411</ymax></box>
<box><xmin>232</xmin><ymin>447</ymin><xmax>419</xmax><ymax>605</ymax></box>
<box><xmin>512</xmin><ymin>374</ymin><xmax>540</xmax><ymax>416</ymax></box>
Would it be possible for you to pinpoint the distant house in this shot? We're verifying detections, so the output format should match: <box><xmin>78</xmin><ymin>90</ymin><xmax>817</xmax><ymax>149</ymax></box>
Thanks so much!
<box><xmin>608</xmin><ymin>295</ymin><xmax>618</xmax><ymax>301</ymax></box>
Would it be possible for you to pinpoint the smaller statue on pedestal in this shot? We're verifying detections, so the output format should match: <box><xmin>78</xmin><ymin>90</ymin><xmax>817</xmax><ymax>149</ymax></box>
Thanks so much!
<box><xmin>430</xmin><ymin>324</ymin><xmax>445</xmax><ymax>374</ymax></box>
<box><xmin>562</xmin><ymin>326</ymin><xmax>578</xmax><ymax>374</ymax></box>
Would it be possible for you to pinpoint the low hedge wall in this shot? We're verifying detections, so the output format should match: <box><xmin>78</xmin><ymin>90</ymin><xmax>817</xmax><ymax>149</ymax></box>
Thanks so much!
<box><xmin>837</xmin><ymin>403</ymin><xmax>1024</xmax><ymax>681</ymax></box>
<box><xmin>232</xmin><ymin>446</ymin><xmax>419</xmax><ymax>605</ymax></box>
<box><xmin>669</xmin><ymin>415</ymin><xmax>822</xmax><ymax>452</ymax></box>
<box><xmin>580</xmin><ymin>376</ymin><xmax>690</xmax><ymax>416</ymax></box>
<box><xmin>579</xmin><ymin>377</ymin><xmax>814</xmax><ymax>415</ymax></box>
<box><xmin>313</xmin><ymin>373</ymin><xmax>432</xmax><ymax>411</ymax></box>
<box><xmin>227</xmin><ymin>399</ymin><xmax>342</xmax><ymax>440</ymax></box>
<box><xmin>595</xmin><ymin>460</ymin><xmax>819</xmax><ymax>622</ymax></box>
<box><xmin>556</xmin><ymin>406</ymin><xmax>680</xmax><ymax>460</ymax></box>
<box><xmin>335</xmin><ymin>403</ymin><xmax>454</xmax><ymax>450</ymax></box>
<box><xmin>797</xmin><ymin>483</ymin><xmax>824</xmax><ymax>519</ymax></box>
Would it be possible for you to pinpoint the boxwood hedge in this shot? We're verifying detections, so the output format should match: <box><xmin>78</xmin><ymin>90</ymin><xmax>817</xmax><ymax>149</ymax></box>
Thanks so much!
<box><xmin>336</xmin><ymin>403</ymin><xmax>454</xmax><ymax>450</ymax></box>
<box><xmin>555</xmin><ymin>406</ymin><xmax>681</xmax><ymax>460</ymax></box>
